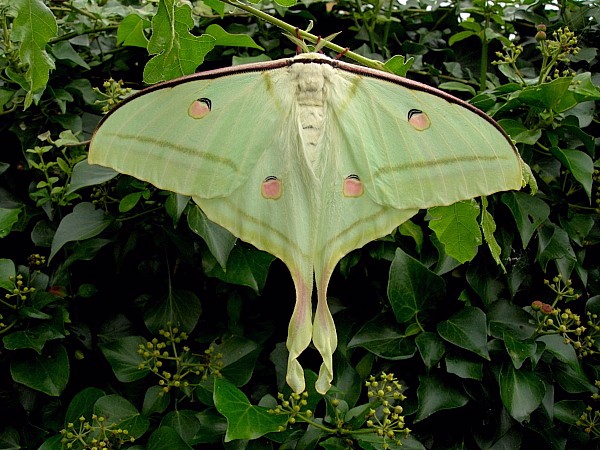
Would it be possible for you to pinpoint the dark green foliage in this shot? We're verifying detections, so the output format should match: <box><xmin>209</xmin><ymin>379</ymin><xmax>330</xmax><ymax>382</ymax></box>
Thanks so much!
<box><xmin>1</xmin><ymin>0</ymin><xmax>599</xmax><ymax>448</ymax></box>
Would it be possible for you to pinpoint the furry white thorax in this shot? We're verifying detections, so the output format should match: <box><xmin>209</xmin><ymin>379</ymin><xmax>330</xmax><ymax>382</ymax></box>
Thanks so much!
<box><xmin>290</xmin><ymin>56</ymin><xmax>336</xmax><ymax>167</ymax></box>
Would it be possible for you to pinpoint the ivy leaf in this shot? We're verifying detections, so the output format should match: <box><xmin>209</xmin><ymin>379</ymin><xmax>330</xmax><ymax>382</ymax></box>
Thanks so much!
<box><xmin>387</xmin><ymin>248</ymin><xmax>445</xmax><ymax>323</ymax></box>
<box><xmin>213</xmin><ymin>377</ymin><xmax>288</xmax><ymax>441</ymax></box>
<box><xmin>499</xmin><ymin>363</ymin><xmax>545</xmax><ymax>423</ymax></box>
<box><xmin>67</xmin><ymin>159</ymin><xmax>118</xmax><ymax>195</ymax></box>
<box><xmin>497</xmin><ymin>119</ymin><xmax>542</xmax><ymax>145</ymax></box>
<box><xmin>64</xmin><ymin>387</ymin><xmax>106</xmax><ymax>426</ymax></box>
<box><xmin>99</xmin><ymin>336</ymin><xmax>149</xmax><ymax>382</ymax></box>
<box><xmin>94</xmin><ymin>395</ymin><xmax>150</xmax><ymax>438</ymax></box>
<box><xmin>159</xmin><ymin>410</ymin><xmax>201</xmax><ymax>444</ymax></box>
<box><xmin>10</xmin><ymin>344</ymin><xmax>69</xmax><ymax>396</ymax></box>
<box><xmin>437</xmin><ymin>307</ymin><xmax>490</xmax><ymax>360</ymax></box>
<box><xmin>187</xmin><ymin>205</ymin><xmax>236</xmax><ymax>269</ymax></box>
<box><xmin>427</xmin><ymin>200</ymin><xmax>482</xmax><ymax>263</ymax></box>
<box><xmin>49</xmin><ymin>202</ymin><xmax>112</xmax><ymax>262</ymax></box>
<box><xmin>206</xmin><ymin>24</ymin><xmax>264</xmax><ymax>50</ymax></box>
<box><xmin>143</xmin><ymin>0</ymin><xmax>216</xmax><ymax>83</ymax></box>
<box><xmin>550</xmin><ymin>147</ymin><xmax>594</xmax><ymax>199</ymax></box>
<box><xmin>11</xmin><ymin>0</ymin><xmax>58</xmax><ymax>108</ymax></box>
<box><xmin>501</xmin><ymin>192</ymin><xmax>549</xmax><ymax>249</ymax></box>
<box><xmin>537</xmin><ymin>222</ymin><xmax>576</xmax><ymax>277</ymax></box>
<box><xmin>348</xmin><ymin>314</ymin><xmax>416</xmax><ymax>360</ymax></box>
<box><xmin>147</xmin><ymin>426</ymin><xmax>193</xmax><ymax>449</ymax></box>
<box><xmin>480</xmin><ymin>196</ymin><xmax>504</xmax><ymax>271</ymax></box>
<box><xmin>0</xmin><ymin>207</ymin><xmax>21</xmax><ymax>238</ymax></box>
<box><xmin>415</xmin><ymin>374</ymin><xmax>468</xmax><ymax>422</ymax></box>
<box><xmin>117</xmin><ymin>14</ymin><xmax>150</xmax><ymax>48</ymax></box>
<box><xmin>203</xmin><ymin>245</ymin><xmax>275</xmax><ymax>294</ymax></box>
<box><xmin>415</xmin><ymin>332</ymin><xmax>445</xmax><ymax>370</ymax></box>
<box><xmin>144</xmin><ymin>289</ymin><xmax>202</xmax><ymax>334</ymax></box>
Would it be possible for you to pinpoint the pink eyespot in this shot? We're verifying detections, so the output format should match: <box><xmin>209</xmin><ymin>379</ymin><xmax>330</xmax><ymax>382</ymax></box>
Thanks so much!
<box><xmin>262</xmin><ymin>176</ymin><xmax>282</xmax><ymax>199</ymax></box>
<box><xmin>343</xmin><ymin>174</ymin><xmax>363</xmax><ymax>197</ymax></box>
<box><xmin>408</xmin><ymin>109</ymin><xmax>430</xmax><ymax>131</ymax></box>
<box><xmin>188</xmin><ymin>98</ymin><xmax>212</xmax><ymax>119</ymax></box>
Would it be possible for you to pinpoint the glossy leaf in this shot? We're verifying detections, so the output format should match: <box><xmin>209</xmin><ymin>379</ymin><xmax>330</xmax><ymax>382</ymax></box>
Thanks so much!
<box><xmin>499</xmin><ymin>363</ymin><xmax>545</xmax><ymax>423</ymax></box>
<box><xmin>143</xmin><ymin>289</ymin><xmax>202</xmax><ymax>334</ymax></box>
<box><xmin>187</xmin><ymin>205</ymin><xmax>236</xmax><ymax>269</ymax></box>
<box><xmin>213</xmin><ymin>377</ymin><xmax>288</xmax><ymax>441</ymax></box>
<box><xmin>94</xmin><ymin>394</ymin><xmax>150</xmax><ymax>437</ymax></box>
<box><xmin>387</xmin><ymin>248</ymin><xmax>445</xmax><ymax>323</ymax></box>
<box><xmin>437</xmin><ymin>306</ymin><xmax>490</xmax><ymax>360</ymax></box>
<box><xmin>501</xmin><ymin>192</ymin><xmax>549</xmax><ymax>248</ymax></box>
<box><xmin>427</xmin><ymin>200</ymin><xmax>482</xmax><ymax>263</ymax></box>
<box><xmin>10</xmin><ymin>344</ymin><xmax>69</xmax><ymax>396</ymax></box>
<box><xmin>49</xmin><ymin>202</ymin><xmax>112</xmax><ymax>261</ymax></box>
<box><xmin>415</xmin><ymin>374</ymin><xmax>469</xmax><ymax>422</ymax></box>
<box><xmin>99</xmin><ymin>336</ymin><xmax>149</xmax><ymax>382</ymax></box>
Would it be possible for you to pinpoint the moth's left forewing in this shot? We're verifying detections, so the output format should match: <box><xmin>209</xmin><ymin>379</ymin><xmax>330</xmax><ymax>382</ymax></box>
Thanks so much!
<box><xmin>330</xmin><ymin>63</ymin><xmax>523</xmax><ymax>211</ymax></box>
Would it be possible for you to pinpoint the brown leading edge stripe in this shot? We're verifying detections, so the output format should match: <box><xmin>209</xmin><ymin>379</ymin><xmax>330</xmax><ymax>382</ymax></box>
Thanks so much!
<box><xmin>91</xmin><ymin>55</ymin><xmax>518</xmax><ymax>161</ymax></box>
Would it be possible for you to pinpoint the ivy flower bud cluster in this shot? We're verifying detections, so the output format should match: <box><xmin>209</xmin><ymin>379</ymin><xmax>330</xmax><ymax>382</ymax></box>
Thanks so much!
<box><xmin>269</xmin><ymin>391</ymin><xmax>312</xmax><ymax>429</ymax></box>
<box><xmin>94</xmin><ymin>78</ymin><xmax>133</xmax><ymax>113</ymax></box>
<box><xmin>365</xmin><ymin>373</ymin><xmax>410</xmax><ymax>448</ymax></box>
<box><xmin>137</xmin><ymin>323</ymin><xmax>223</xmax><ymax>397</ymax></box>
<box><xmin>576</xmin><ymin>380</ymin><xmax>600</xmax><ymax>439</ymax></box>
<box><xmin>3</xmin><ymin>274</ymin><xmax>35</xmax><ymax>303</ymax></box>
<box><xmin>59</xmin><ymin>414</ymin><xmax>135</xmax><ymax>449</ymax></box>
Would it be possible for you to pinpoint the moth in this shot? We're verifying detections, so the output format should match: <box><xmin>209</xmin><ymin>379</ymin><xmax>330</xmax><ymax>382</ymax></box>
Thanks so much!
<box><xmin>89</xmin><ymin>52</ymin><xmax>524</xmax><ymax>394</ymax></box>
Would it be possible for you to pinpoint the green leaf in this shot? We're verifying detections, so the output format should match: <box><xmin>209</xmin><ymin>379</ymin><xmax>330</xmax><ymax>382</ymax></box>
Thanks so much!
<box><xmin>94</xmin><ymin>395</ymin><xmax>150</xmax><ymax>438</ymax></box>
<box><xmin>387</xmin><ymin>248</ymin><xmax>445</xmax><ymax>323</ymax></box>
<box><xmin>444</xmin><ymin>353</ymin><xmax>483</xmax><ymax>380</ymax></box>
<box><xmin>497</xmin><ymin>119</ymin><xmax>542</xmax><ymax>145</ymax></box>
<box><xmin>501</xmin><ymin>192</ymin><xmax>549</xmax><ymax>248</ymax></box>
<box><xmin>160</xmin><ymin>410</ymin><xmax>200</xmax><ymax>444</ymax></box>
<box><xmin>99</xmin><ymin>336</ymin><xmax>149</xmax><ymax>382</ymax></box>
<box><xmin>117</xmin><ymin>14</ymin><xmax>150</xmax><ymax>48</ymax></box>
<box><xmin>0</xmin><ymin>259</ymin><xmax>16</xmax><ymax>290</ymax></box>
<box><xmin>427</xmin><ymin>200</ymin><xmax>482</xmax><ymax>263</ymax></box>
<box><xmin>144</xmin><ymin>289</ymin><xmax>202</xmax><ymax>334</ymax></box>
<box><xmin>51</xmin><ymin>41</ymin><xmax>90</xmax><ymax>69</ymax></box>
<box><xmin>147</xmin><ymin>426</ymin><xmax>193</xmax><ymax>450</ymax></box>
<box><xmin>49</xmin><ymin>202</ymin><xmax>112</xmax><ymax>261</ymax></box>
<box><xmin>2</xmin><ymin>324</ymin><xmax>64</xmax><ymax>354</ymax></box>
<box><xmin>550</xmin><ymin>147</ymin><xmax>594</xmax><ymax>198</ymax></box>
<box><xmin>571</xmin><ymin>72</ymin><xmax>600</xmax><ymax>102</ymax></box>
<box><xmin>213</xmin><ymin>336</ymin><xmax>261</xmax><ymax>386</ymax></box>
<box><xmin>273</xmin><ymin>0</ymin><xmax>296</xmax><ymax>6</ymax></box>
<box><xmin>119</xmin><ymin>191</ymin><xmax>143</xmax><ymax>213</ymax></box>
<box><xmin>499</xmin><ymin>363</ymin><xmax>545</xmax><ymax>423</ymax></box>
<box><xmin>64</xmin><ymin>387</ymin><xmax>106</xmax><ymax>425</ymax></box>
<box><xmin>143</xmin><ymin>0</ymin><xmax>216</xmax><ymax>83</ymax></box>
<box><xmin>348</xmin><ymin>314</ymin><xmax>416</xmax><ymax>360</ymax></box>
<box><xmin>187</xmin><ymin>205</ymin><xmax>236</xmax><ymax>269</ymax></box>
<box><xmin>192</xmin><ymin>408</ymin><xmax>228</xmax><ymax>444</ymax></box>
<box><xmin>415</xmin><ymin>332</ymin><xmax>445</xmax><ymax>370</ymax></box>
<box><xmin>142</xmin><ymin>385</ymin><xmax>170</xmax><ymax>416</ymax></box>
<box><xmin>503</xmin><ymin>334</ymin><xmax>537</xmax><ymax>369</ymax></box>
<box><xmin>67</xmin><ymin>159</ymin><xmax>118</xmax><ymax>195</ymax></box>
<box><xmin>516</xmin><ymin>77</ymin><xmax>577</xmax><ymax>112</ymax></box>
<box><xmin>206</xmin><ymin>24</ymin><xmax>264</xmax><ymax>50</ymax></box>
<box><xmin>204</xmin><ymin>245</ymin><xmax>275</xmax><ymax>294</ymax></box>
<box><xmin>10</xmin><ymin>344</ymin><xmax>69</xmax><ymax>396</ymax></box>
<box><xmin>11</xmin><ymin>0</ymin><xmax>58</xmax><ymax>108</ymax></box>
<box><xmin>449</xmin><ymin>30</ymin><xmax>477</xmax><ymax>46</ymax></box>
<box><xmin>536</xmin><ymin>222</ymin><xmax>576</xmax><ymax>276</ymax></box>
<box><xmin>0</xmin><ymin>427</ymin><xmax>21</xmax><ymax>450</ymax></box>
<box><xmin>383</xmin><ymin>54</ymin><xmax>413</xmax><ymax>77</ymax></box>
<box><xmin>415</xmin><ymin>374</ymin><xmax>469</xmax><ymax>422</ymax></box>
<box><xmin>0</xmin><ymin>207</ymin><xmax>21</xmax><ymax>238</ymax></box>
<box><xmin>437</xmin><ymin>306</ymin><xmax>490</xmax><ymax>360</ymax></box>
<box><xmin>479</xmin><ymin>196</ymin><xmax>504</xmax><ymax>271</ymax></box>
<box><xmin>213</xmin><ymin>377</ymin><xmax>288</xmax><ymax>441</ymax></box>
<box><xmin>554</xmin><ymin>400</ymin><xmax>588</xmax><ymax>425</ymax></box>
<box><xmin>438</xmin><ymin>81</ymin><xmax>476</xmax><ymax>96</ymax></box>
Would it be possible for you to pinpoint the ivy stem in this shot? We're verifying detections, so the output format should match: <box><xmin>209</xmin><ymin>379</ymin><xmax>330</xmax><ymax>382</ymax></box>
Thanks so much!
<box><xmin>220</xmin><ymin>0</ymin><xmax>389</xmax><ymax>71</ymax></box>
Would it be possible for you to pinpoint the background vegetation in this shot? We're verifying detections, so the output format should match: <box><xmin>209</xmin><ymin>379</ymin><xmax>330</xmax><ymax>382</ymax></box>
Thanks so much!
<box><xmin>1</xmin><ymin>0</ymin><xmax>599</xmax><ymax>448</ymax></box>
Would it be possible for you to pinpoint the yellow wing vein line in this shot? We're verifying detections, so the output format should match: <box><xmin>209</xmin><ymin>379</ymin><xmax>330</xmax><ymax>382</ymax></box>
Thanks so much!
<box><xmin>106</xmin><ymin>132</ymin><xmax>240</xmax><ymax>172</ymax></box>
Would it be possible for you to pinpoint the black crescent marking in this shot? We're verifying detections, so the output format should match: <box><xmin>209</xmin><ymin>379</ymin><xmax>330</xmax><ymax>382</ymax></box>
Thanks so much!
<box><xmin>198</xmin><ymin>97</ymin><xmax>212</xmax><ymax>110</ymax></box>
<box><xmin>346</xmin><ymin>174</ymin><xmax>360</xmax><ymax>181</ymax></box>
<box><xmin>407</xmin><ymin>109</ymin><xmax>423</xmax><ymax>120</ymax></box>
<box><xmin>264</xmin><ymin>175</ymin><xmax>279</xmax><ymax>182</ymax></box>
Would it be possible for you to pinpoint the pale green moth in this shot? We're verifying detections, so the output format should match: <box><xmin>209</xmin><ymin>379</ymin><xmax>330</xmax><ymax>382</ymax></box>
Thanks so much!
<box><xmin>88</xmin><ymin>52</ymin><xmax>524</xmax><ymax>394</ymax></box>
